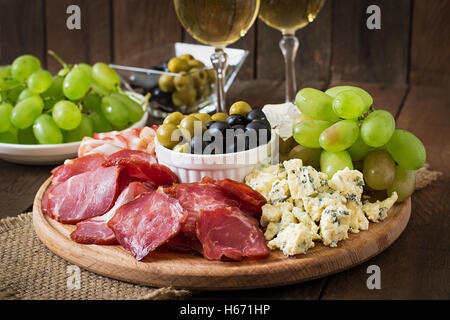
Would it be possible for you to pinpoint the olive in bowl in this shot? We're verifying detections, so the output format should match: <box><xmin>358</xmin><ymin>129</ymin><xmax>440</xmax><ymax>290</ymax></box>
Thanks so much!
<box><xmin>226</xmin><ymin>114</ymin><xmax>247</xmax><ymax>127</ymax></box>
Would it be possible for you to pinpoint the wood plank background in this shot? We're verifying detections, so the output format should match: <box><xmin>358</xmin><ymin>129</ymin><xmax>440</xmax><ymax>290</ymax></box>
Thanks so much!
<box><xmin>0</xmin><ymin>0</ymin><xmax>449</xmax><ymax>86</ymax></box>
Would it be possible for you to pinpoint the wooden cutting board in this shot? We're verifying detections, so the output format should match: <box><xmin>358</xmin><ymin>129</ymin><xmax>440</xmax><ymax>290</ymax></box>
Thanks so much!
<box><xmin>32</xmin><ymin>177</ymin><xmax>411</xmax><ymax>291</ymax></box>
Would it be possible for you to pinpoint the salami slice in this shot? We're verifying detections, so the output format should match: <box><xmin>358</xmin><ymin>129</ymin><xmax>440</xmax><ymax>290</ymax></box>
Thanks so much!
<box><xmin>108</xmin><ymin>191</ymin><xmax>187</xmax><ymax>260</ymax></box>
<box><xmin>171</xmin><ymin>180</ymin><xmax>240</xmax><ymax>238</ymax></box>
<box><xmin>47</xmin><ymin>165</ymin><xmax>128</xmax><ymax>224</ymax></box>
<box><xmin>196</xmin><ymin>206</ymin><xmax>270</xmax><ymax>261</ymax></box>
<box><xmin>70</xmin><ymin>182</ymin><xmax>152</xmax><ymax>245</ymax></box>
<box><xmin>214</xmin><ymin>178</ymin><xmax>267</xmax><ymax>219</ymax></box>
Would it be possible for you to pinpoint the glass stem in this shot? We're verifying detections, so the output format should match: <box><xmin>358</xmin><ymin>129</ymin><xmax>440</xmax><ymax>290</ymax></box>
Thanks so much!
<box><xmin>279</xmin><ymin>34</ymin><xmax>299</xmax><ymax>103</ymax></box>
<box><xmin>211</xmin><ymin>48</ymin><xmax>228</xmax><ymax>113</ymax></box>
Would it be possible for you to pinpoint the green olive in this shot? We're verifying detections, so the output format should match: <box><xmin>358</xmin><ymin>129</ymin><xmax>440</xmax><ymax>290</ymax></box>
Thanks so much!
<box><xmin>173</xmin><ymin>142</ymin><xmax>190</xmax><ymax>153</ymax></box>
<box><xmin>187</xmin><ymin>59</ymin><xmax>205</xmax><ymax>69</ymax></box>
<box><xmin>192</xmin><ymin>70</ymin><xmax>208</xmax><ymax>88</ymax></box>
<box><xmin>211</xmin><ymin>112</ymin><xmax>228</xmax><ymax>122</ymax></box>
<box><xmin>168</xmin><ymin>57</ymin><xmax>190</xmax><ymax>73</ymax></box>
<box><xmin>173</xmin><ymin>75</ymin><xmax>194</xmax><ymax>92</ymax></box>
<box><xmin>157</xmin><ymin>123</ymin><xmax>180</xmax><ymax>149</ymax></box>
<box><xmin>206</xmin><ymin>69</ymin><xmax>216</xmax><ymax>83</ymax></box>
<box><xmin>178</xmin><ymin>54</ymin><xmax>194</xmax><ymax>61</ymax></box>
<box><xmin>163</xmin><ymin>111</ymin><xmax>184</xmax><ymax>125</ymax></box>
<box><xmin>193</xmin><ymin>113</ymin><xmax>212</xmax><ymax>126</ymax></box>
<box><xmin>278</xmin><ymin>136</ymin><xmax>297</xmax><ymax>155</ymax></box>
<box><xmin>179</xmin><ymin>114</ymin><xmax>206</xmax><ymax>139</ymax></box>
<box><xmin>158</xmin><ymin>74</ymin><xmax>175</xmax><ymax>93</ymax></box>
<box><xmin>197</xmin><ymin>84</ymin><xmax>211</xmax><ymax>99</ymax></box>
<box><xmin>229</xmin><ymin>101</ymin><xmax>252</xmax><ymax>116</ymax></box>
<box><xmin>172</xmin><ymin>88</ymin><xmax>197</xmax><ymax>107</ymax></box>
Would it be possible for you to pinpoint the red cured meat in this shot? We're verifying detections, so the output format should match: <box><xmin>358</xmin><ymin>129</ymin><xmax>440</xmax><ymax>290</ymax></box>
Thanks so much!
<box><xmin>52</xmin><ymin>154</ymin><xmax>106</xmax><ymax>185</ymax></box>
<box><xmin>108</xmin><ymin>191</ymin><xmax>187</xmax><ymax>260</ymax></box>
<box><xmin>47</xmin><ymin>165</ymin><xmax>128</xmax><ymax>224</ymax></box>
<box><xmin>78</xmin><ymin>137</ymin><xmax>123</xmax><ymax>158</ymax></box>
<box><xmin>164</xmin><ymin>232</ymin><xmax>203</xmax><ymax>254</ymax></box>
<box><xmin>171</xmin><ymin>181</ymin><xmax>240</xmax><ymax>238</ymax></box>
<box><xmin>196</xmin><ymin>206</ymin><xmax>270</xmax><ymax>261</ymax></box>
<box><xmin>104</xmin><ymin>150</ymin><xmax>178</xmax><ymax>186</ymax></box>
<box><xmin>70</xmin><ymin>182</ymin><xmax>152</xmax><ymax>245</ymax></box>
<box><xmin>214</xmin><ymin>178</ymin><xmax>267</xmax><ymax>219</ymax></box>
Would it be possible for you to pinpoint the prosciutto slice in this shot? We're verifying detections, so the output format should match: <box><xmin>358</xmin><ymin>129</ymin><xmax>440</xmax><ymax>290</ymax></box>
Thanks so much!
<box><xmin>52</xmin><ymin>154</ymin><xmax>106</xmax><ymax>185</ymax></box>
<box><xmin>104</xmin><ymin>150</ymin><xmax>178</xmax><ymax>186</ymax></box>
<box><xmin>70</xmin><ymin>182</ymin><xmax>152</xmax><ymax>245</ymax></box>
<box><xmin>213</xmin><ymin>178</ymin><xmax>267</xmax><ymax>219</ymax></box>
<box><xmin>47</xmin><ymin>165</ymin><xmax>128</xmax><ymax>224</ymax></box>
<box><xmin>108</xmin><ymin>191</ymin><xmax>187</xmax><ymax>260</ymax></box>
<box><xmin>170</xmin><ymin>180</ymin><xmax>240</xmax><ymax>238</ymax></box>
<box><xmin>196</xmin><ymin>206</ymin><xmax>270</xmax><ymax>261</ymax></box>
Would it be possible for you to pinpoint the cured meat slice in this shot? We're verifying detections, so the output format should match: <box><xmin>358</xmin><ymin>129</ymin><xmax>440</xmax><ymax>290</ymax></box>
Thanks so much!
<box><xmin>214</xmin><ymin>178</ymin><xmax>267</xmax><ymax>219</ymax></box>
<box><xmin>52</xmin><ymin>154</ymin><xmax>106</xmax><ymax>185</ymax></box>
<box><xmin>171</xmin><ymin>181</ymin><xmax>240</xmax><ymax>238</ymax></box>
<box><xmin>47</xmin><ymin>165</ymin><xmax>128</xmax><ymax>224</ymax></box>
<box><xmin>164</xmin><ymin>232</ymin><xmax>203</xmax><ymax>254</ymax></box>
<box><xmin>196</xmin><ymin>206</ymin><xmax>270</xmax><ymax>261</ymax></box>
<box><xmin>78</xmin><ymin>137</ymin><xmax>123</xmax><ymax>158</ymax></box>
<box><xmin>70</xmin><ymin>182</ymin><xmax>151</xmax><ymax>245</ymax></box>
<box><xmin>108</xmin><ymin>191</ymin><xmax>187</xmax><ymax>260</ymax></box>
<box><xmin>104</xmin><ymin>150</ymin><xmax>178</xmax><ymax>186</ymax></box>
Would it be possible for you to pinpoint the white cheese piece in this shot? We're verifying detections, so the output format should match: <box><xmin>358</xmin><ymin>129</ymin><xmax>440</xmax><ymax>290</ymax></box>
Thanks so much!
<box><xmin>292</xmin><ymin>207</ymin><xmax>321</xmax><ymax>240</ymax></box>
<box><xmin>279</xmin><ymin>206</ymin><xmax>298</xmax><ymax>232</ymax></box>
<box><xmin>329</xmin><ymin>167</ymin><xmax>365</xmax><ymax>200</ymax></box>
<box><xmin>245</xmin><ymin>169</ymin><xmax>278</xmax><ymax>199</ymax></box>
<box><xmin>264</xmin><ymin>222</ymin><xmax>280</xmax><ymax>241</ymax></box>
<box><xmin>268</xmin><ymin>223</ymin><xmax>315</xmax><ymax>256</ymax></box>
<box><xmin>260</xmin><ymin>201</ymin><xmax>293</xmax><ymax>227</ymax></box>
<box><xmin>303</xmin><ymin>191</ymin><xmax>347</xmax><ymax>222</ymax></box>
<box><xmin>320</xmin><ymin>205</ymin><xmax>351</xmax><ymax>247</ymax></box>
<box><xmin>267</xmin><ymin>179</ymin><xmax>290</xmax><ymax>204</ymax></box>
<box><xmin>363</xmin><ymin>192</ymin><xmax>398</xmax><ymax>222</ymax></box>
<box><xmin>284</xmin><ymin>161</ymin><xmax>321</xmax><ymax>200</ymax></box>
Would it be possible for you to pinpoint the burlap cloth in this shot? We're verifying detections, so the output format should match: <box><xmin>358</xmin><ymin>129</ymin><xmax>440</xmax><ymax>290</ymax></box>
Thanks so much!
<box><xmin>0</xmin><ymin>165</ymin><xmax>441</xmax><ymax>300</ymax></box>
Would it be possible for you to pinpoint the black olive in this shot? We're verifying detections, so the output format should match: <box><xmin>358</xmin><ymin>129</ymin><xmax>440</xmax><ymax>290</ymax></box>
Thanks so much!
<box><xmin>232</xmin><ymin>124</ymin><xmax>246</xmax><ymax>131</ymax></box>
<box><xmin>206</xmin><ymin>121</ymin><xmax>217</xmax><ymax>129</ymax></box>
<box><xmin>203</xmin><ymin>128</ymin><xmax>225</xmax><ymax>154</ymax></box>
<box><xmin>208</xmin><ymin>121</ymin><xmax>231</xmax><ymax>133</ymax></box>
<box><xmin>246</xmin><ymin>120</ymin><xmax>272</xmax><ymax>146</ymax></box>
<box><xmin>226</xmin><ymin>114</ymin><xmax>247</xmax><ymax>127</ymax></box>
<box><xmin>246</xmin><ymin>109</ymin><xmax>266</xmax><ymax>122</ymax></box>
<box><xmin>190</xmin><ymin>135</ymin><xmax>209</xmax><ymax>154</ymax></box>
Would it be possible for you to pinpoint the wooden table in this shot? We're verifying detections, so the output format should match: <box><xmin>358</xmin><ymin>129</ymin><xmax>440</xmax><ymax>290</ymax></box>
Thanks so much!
<box><xmin>1</xmin><ymin>80</ymin><xmax>448</xmax><ymax>300</ymax></box>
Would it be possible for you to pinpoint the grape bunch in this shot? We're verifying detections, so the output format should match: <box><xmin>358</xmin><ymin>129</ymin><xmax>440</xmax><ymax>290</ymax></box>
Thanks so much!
<box><xmin>0</xmin><ymin>52</ymin><xmax>146</xmax><ymax>145</ymax></box>
<box><xmin>290</xmin><ymin>86</ymin><xmax>426</xmax><ymax>202</ymax></box>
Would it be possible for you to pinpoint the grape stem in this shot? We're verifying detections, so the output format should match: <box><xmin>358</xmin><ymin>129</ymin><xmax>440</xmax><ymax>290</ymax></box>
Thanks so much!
<box><xmin>47</xmin><ymin>50</ymin><xmax>70</xmax><ymax>69</ymax></box>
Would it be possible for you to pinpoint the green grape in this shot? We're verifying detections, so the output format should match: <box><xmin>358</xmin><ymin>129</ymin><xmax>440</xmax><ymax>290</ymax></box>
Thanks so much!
<box><xmin>33</xmin><ymin>114</ymin><xmax>63</xmax><ymax>144</ymax></box>
<box><xmin>88</xmin><ymin>111</ymin><xmax>113</xmax><ymax>133</ymax></box>
<box><xmin>326</xmin><ymin>86</ymin><xmax>373</xmax><ymax>114</ymax></box>
<box><xmin>18</xmin><ymin>88</ymin><xmax>37</xmax><ymax>101</ymax></box>
<box><xmin>63</xmin><ymin>66</ymin><xmax>91</xmax><ymax>100</ymax></box>
<box><xmin>64</xmin><ymin>114</ymin><xmax>94</xmax><ymax>142</ymax></box>
<box><xmin>4</xmin><ymin>79</ymin><xmax>26</xmax><ymax>104</ymax></box>
<box><xmin>101</xmin><ymin>96</ymin><xmax>129</xmax><ymax>127</ymax></box>
<box><xmin>0</xmin><ymin>65</ymin><xmax>12</xmax><ymax>79</ymax></box>
<box><xmin>0</xmin><ymin>78</ymin><xmax>5</xmax><ymax>90</ymax></box>
<box><xmin>11</xmin><ymin>96</ymin><xmax>44</xmax><ymax>129</ymax></box>
<box><xmin>293</xmin><ymin>119</ymin><xmax>331</xmax><ymax>148</ymax></box>
<box><xmin>387</xmin><ymin>165</ymin><xmax>415</xmax><ymax>202</ymax></box>
<box><xmin>363</xmin><ymin>149</ymin><xmax>396</xmax><ymax>190</ymax></box>
<box><xmin>320</xmin><ymin>150</ymin><xmax>353</xmax><ymax>178</ymax></box>
<box><xmin>91</xmin><ymin>82</ymin><xmax>111</xmax><ymax>96</ymax></box>
<box><xmin>287</xmin><ymin>145</ymin><xmax>322</xmax><ymax>170</ymax></box>
<box><xmin>78</xmin><ymin>63</ymin><xmax>93</xmax><ymax>81</ymax></box>
<box><xmin>18</xmin><ymin>127</ymin><xmax>38</xmax><ymax>144</ymax></box>
<box><xmin>319</xmin><ymin>120</ymin><xmax>359</xmax><ymax>152</ymax></box>
<box><xmin>11</xmin><ymin>55</ymin><xmax>41</xmax><ymax>82</ymax></box>
<box><xmin>386</xmin><ymin>129</ymin><xmax>426</xmax><ymax>170</ymax></box>
<box><xmin>110</xmin><ymin>93</ymin><xmax>144</xmax><ymax>123</ymax></box>
<box><xmin>0</xmin><ymin>102</ymin><xmax>14</xmax><ymax>132</ymax></box>
<box><xmin>52</xmin><ymin>101</ymin><xmax>82</xmax><ymax>130</ymax></box>
<box><xmin>92</xmin><ymin>63</ymin><xmax>120</xmax><ymax>91</ymax></box>
<box><xmin>0</xmin><ymin>130</ymin><xmax>18</xmax><ymax>144</ymax></box>
<box><xmin>27</xmin><ymin>69</ymin><xmax>52</xmax><ymax>94</ymax></box>
<box><xmin>83</xmin><ymin>92</ymin><xmax>102</xmax><ymax>113</ymax></box>
<box><xmin>360</xmin><ymin>110</ymin><xmax>395</xmax><ymax>147</ymax></box>
<box><xmin>293</xmin><ymin>113</ymin><xmax>312</xmax><ymax>127</ymax></box>
<box><xmin>332</xmin><ymin>90</ymin><xmax>365</xmax><ymax>119</ymax></box>
<box><xmin>295</xmin><ymin>88</ymin><xmax>338</xmax><ymax>122</ymax></box>
<box><xmin>41</xmin><ymin>76</ymin><xmax>64</xmax><ymax>109</ymax></box>
<box><xmin>347</xmin><ymin>134</ymin><xmax>372</xmax><ymax>161</ymax></box>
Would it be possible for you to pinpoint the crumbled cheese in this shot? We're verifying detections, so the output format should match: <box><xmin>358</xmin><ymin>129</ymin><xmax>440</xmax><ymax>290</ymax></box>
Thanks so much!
<box><xmin>264</xmin><ymin>222</ymin><xmax>280</xmax><ymax>241</ymax></box>
<box><xmin>286</xmin><ymin>163</ymin><xmax>321</xmax><ymax>199</ymax></box>
<box><xmin>267</xmin><ymin>179</ymin><xmax>290</xmax><ymax>204</ymax></box>
<box><xmin>292</xmin><ymin>207</ymin><xmax>320</xmax><ymax>240</ymax></box>
<box><xmin>329</xmin><ymin>167</ymin><xmax>365</xmax><ymax>199</ymax></box>
<box><xmin>303</xmin><ymin>191</ymin><xmax>347</xmax><ymax>222</ymax></box>
<box><xmin>320</xmin><ymin>205</ymin><xmax>351</xmax><ymax>247</ymax></box>
<box><xmin>363</xmin><ymin>192</ymin><xmax>398</xmax><ymax>222</ymax></box>
<box><xmin>268</xmin><ymin>223</ymin><xmax>315</xmax><ymax>256</ymax></box>
<box><xmin>260</xmin><ymin>202</ymin><xmax>293</xmax><ymax>227</ymax></box>
<box><xmin>346</xmin><ymin>200</ymin><xmax>369</xmax><ymax>233</ymax></box>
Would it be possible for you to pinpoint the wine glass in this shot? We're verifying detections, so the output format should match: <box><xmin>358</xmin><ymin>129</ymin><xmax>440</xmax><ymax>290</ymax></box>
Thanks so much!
<box><xmin>259</xmin><ymin>0</ymin><xmax>325</xmax><ymax>102</ymax></box>
<box><xmin>174</xmin><ymin>0</ymin><xmax>260</xmax><ymax>113</ymax></box>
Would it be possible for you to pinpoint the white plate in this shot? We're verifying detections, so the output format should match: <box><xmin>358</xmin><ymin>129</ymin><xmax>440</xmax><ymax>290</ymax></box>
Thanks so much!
<box><xmin>0</xmin><ymin>111</ymin><xmax>148</xmax><ymax>166</ymax></box>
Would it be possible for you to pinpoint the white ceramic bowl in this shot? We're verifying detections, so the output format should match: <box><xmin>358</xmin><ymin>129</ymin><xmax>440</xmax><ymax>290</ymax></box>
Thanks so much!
<box><xmin>155</xmin><ymin>132</ymin><xmax>278</xmax><ymax>183</ymax></box>
<box><xmin>0</xmin><ymin>111</ymin><xmax>148</xmax><ymax>166</ymax></box>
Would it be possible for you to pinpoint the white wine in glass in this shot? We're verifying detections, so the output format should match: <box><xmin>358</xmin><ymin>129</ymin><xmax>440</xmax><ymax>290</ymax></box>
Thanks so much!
<box><xmin>259</xmin><ymin>0</ymin><xmax>325</xmax><ymax>102</ymax></box>
<box><xmin>174</xmin><ymin>0</ymin><xmax>260</xmax><ymax>113</ymax></box>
